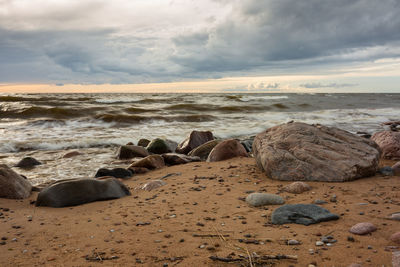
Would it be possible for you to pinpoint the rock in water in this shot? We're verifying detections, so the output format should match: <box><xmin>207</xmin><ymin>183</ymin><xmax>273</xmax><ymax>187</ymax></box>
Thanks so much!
<box><xmin>176</xmin><ymin>130</ymin><xmax>214</xmax><ymax>154</ymax></box>
<box><xmin>188</xmin><ymin>139</ymin><xmax>220</xmax><ymax>160</ymax></box>
<box><xmin>283</xmin><ymin>182</ymin><xmax>311</xmax><ymax>194</ymax></box>
<box><xmin>161</xmin><ymin>153</ymin><xmax>201</xmax><ymax>166</ymax></box>
<box><xmin>0</xmin><ymin>164</ymin><xmax>32</xmax><ymax>199</ymax></box>
<box><xmin>15</xmin><ymin>157</ymin><xmax>42</xmax><ymax>168</ymax></box>
<box><xmin>146</xmin><ymin>138</ymin><xmax>172</xmax><ymax>154</ymax></box>
<box><xmin>207</xmin><ymin>139</ymin><xmax>248</xmax><ymax>162</ymax></box>
<box><xmin>95</xmin><ymin>168</ymin><xmax>132</xmax><ymax>179</ymax></box>
<box><xmin>349</xmin><ymin>222</ymin><xmax>377</xmax><ymax>235</ymax></box>
<box><xmin>36</xmin><ymin>178</ymin><xmax>131</xmax><ymax>207</ymax></box>
<box><xmin>140</xmin><ymin>180</ymin><xmax>166</xmax><ymax>191</ymax></box>
<box><xmin>137</xmin><ymin>138</ymin><xmax>151</xmax><ymax>147</ymax></box>
<box><xmin>62</xmin><ymin>151</ymin><xmax>82</xmax><ymax>158</ymax></box>
<box><xmin>371</xmin><ymin>131</ymin><xmax>400</xmax><ymax>160</ymax></box>
<box><xmin>253</xmin><ymin>122</ymin><xmax>380</xmax><ymax>181</ymax></box>
<box><xmin>117</xmin><ymin>145</ymin><xmax>149</xmax><ymax>159</ymax></box>
<box><xmin>271</xmin><ymin>204</ymin><xmax>339</xmax><ymax>225</ymax></box>
<box><xmin>128</xmin><ymin>155</ymin><xmax>165</xmax><ymax>170</ymax></box>
<box><xmin>246</xmin><ymin>193</ymin><xmax>285</xmax><ymax>207</ymax></box>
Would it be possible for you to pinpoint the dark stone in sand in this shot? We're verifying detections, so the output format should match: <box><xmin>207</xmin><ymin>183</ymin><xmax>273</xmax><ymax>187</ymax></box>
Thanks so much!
<box><xmin>0</xmin><ymin>164</ymin><xmax>32</xmax><ymax>199</ymax></box>
<box><xmin>36</xmin><ymin>178</ymin><xmax>131</xmax><ymax>207</ymax></box>
<box><xmin>95</xmin><ymin>168</ymin><xmax>133</xmax><ymax>179</ymax></box>
<box><xmin>137</xmin><ymin>138</ymin><xmax>151</xmax><ymax>147</ymax></box>
<box><xmin>176</xmin><ymin>130</ymin><xmax>214</xmax><ymax>155</ymax></box>
<box><xmin>15</xmin><ymin>157</ymin><xmax>42</xmax><ymax>168</ymax></box>
<box><xmin>162</xmin><ymin>153</ymin><xmax>201</xmax><ymax>166</ymax></box>
<box><xmin>271</xmin><ymin>204</ymin><xmax>339</xmax><ymax>225</ymax></box>
<box><xmin>117</xmin><ymin>145</ymin><xmax>149</xmax><ymax>159</ymax></box>
<box><xmin>146</xmin><ymin>138</ymin><xmax>173</xmax><ymax>154</ymax></box>
<box><xmin>207</xmin><ymin>139</ymin><xmax>248</xmax><ymax>162</ymax></box>
<box><xmin>379</xmin><ymin>166</ymin><xmax>394</xmax><ymax>176</ymax></box>
<box><xmin>253</xmin><ymin>122</ymin><xmax>380</xmax><ymax>181</ymax></box>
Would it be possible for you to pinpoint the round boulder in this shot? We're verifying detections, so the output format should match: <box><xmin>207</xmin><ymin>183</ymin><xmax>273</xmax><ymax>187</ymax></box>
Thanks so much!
<box><xmin>253</xmin><ymin>122</ymin><xmax>380</xmax><ymax>181</ymax></box>
<box><xmin>146</xmin><ymin>138</ymin><xmax>172</xmax><ymax>154</ymax></box>
<box><xmin>349</xmin><ymin>222</ymin><xmax>377</xmax><ymax>235</ymax></box>
<box><xmin>0</xmin><ymin>164</ymin><xmax>32</xmax><ymax>199</ymax></box>
<box><xmin>207</xmin><ymin>139</ymin><xmax>248</xmax><ymax>162</ymax></box>
<box><xmin>371</xmin><ymin>131</ymin><xmax>400</xmax><ymax>160</ymax></box>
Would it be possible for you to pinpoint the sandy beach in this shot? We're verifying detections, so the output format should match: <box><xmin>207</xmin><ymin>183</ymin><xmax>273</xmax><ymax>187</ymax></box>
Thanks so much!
<box><xmin>0</xmin><ymin>156</ymin><xmax>398</xmax><ymax>266</ymax></box>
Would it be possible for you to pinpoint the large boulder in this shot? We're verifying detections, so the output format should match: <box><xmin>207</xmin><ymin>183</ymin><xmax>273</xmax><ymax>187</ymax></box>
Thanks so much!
<box><xmin>128</xmin><ymin>155</ymin><xmax>165</xmax><ymax>170</ymax></box>
<box><xmin>117</xmin><ymin>145</ymin><xmax>149</xmax><ymax>159</ymax></box>
<box><xmin>271</xmin><ymin>204</ymin><xmax>339</xmax><ymax>225</ymax></box>
<box><xmin>15</xmin><ymin>157</ymin><xmax>42</xmax><ymax>168</ymax></box>
<box><xmin>207</xmin><ymin>139</ymin><xmax>248</xmax><ymax>162</ymax></box>
<box><xmin>0</xmin><ymin>164</ymin><xmax>32</xmax><ymax>199</ymax></box>
<box><xmin>161</xmin><ymin>153</ymin><xmax>201</xmax><ymax>166</ymax></box>
<box><xmin>253</xmin><ymin>122</ymin><xmax>380</xmax><ymax>182</ymax></box>
<box><xmin>36</xmin><ymin>178</ymin><xmax>131</xmax><ymax>207</ymax></box>
<box><xmin>371</xmin><ymin>131</ymin><xmax>400</xmax><ymax>160</ymax></box>
<box><xmin>176</xmin><ymin>130</ymin><xmax>214</xmax><ymax>154</ymax></box>
<box><xmin>188</xmin><ymin>139</ymin><xmax>221</xmax><ymax>160</ymax></box>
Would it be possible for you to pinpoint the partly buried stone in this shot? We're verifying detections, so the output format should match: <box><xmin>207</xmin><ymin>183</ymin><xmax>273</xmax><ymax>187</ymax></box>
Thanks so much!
<box><xmin>392</xmin><ymin>161</ymin><xmax>400</xmax><ymax>176</ymax></box>
<box><xmin>271</xmin><ymin>204</ymin><xmax>339</xmax><ymax>226</ymax></box>
<box><xmin>129</xmin><ymin>155</ymin><xmax>165</xmax><ymax>170</ymax></box>
<box><xmin>253</xmin><ymin>122</ymin><xmax>380</xmax><ymax>181</ymax></box>
<box><xmin>390</xmin><ymin>232</ymin><xmax>400</xmax><ymax>244</ymax></box>
<box><xmin>162</xmin><ymin>153</ymin><xmax>201</xmax><ymax>166</ymax></box>
<box><xmin>393</xmin><ymin>251</ymin><xmax>400</xmax><ymax>267</ymax></box>
<box><xmin>176</xmin><ymin>130</ymin><xmax>214</xmax><ymax>154</ymax></box>
<box><xmin>188</xmin><ymin>139</ymin><xmax>220</xmax><ymax>160</ymax></box>
<box><xmin>36</xmin><ymin>178</ymin><xmax>131</xmax><ymax>208</ymax></box>
<box><xmin>283</xmin><ymin>182</ymin><xmax>311</xmax><ymax>194</ymax></box>
<box><xmin>146</xmin><ymin>138</ymin><xmax>173</xmax><ymax>154</ymax></box>
<box><xmin>371</xmin><ymin>131</ymin><xmax>400</xmax><ymax>160</ymax></box>
<box><xmin>349</xmin><ymin>222</ymin><xmax>377</xmax><ymax>235</ymax></box>
<box><xmin>137</xmin><ymin>138</ymin><xmax>151</xmax><ymax>147</ymax></box>
<box><xmin>128</xmin><ymin>167</ymin><xmax>149</xmax><ymax>174</ymax></box>
<box><xmin>246</xmin><ymin>193</ymin><xmax>285</xmax><ymax>207</ymax></box>
<box><xmin>387</xmin><ymin>212</ymin><xmax>400</xmax><ymax>221</ymax></box>
<box><xmin>378</xmin><ymin>166</ymin><xmax>393</xmax><ymax>176</ymax></box>
<box><xmin>140</xmin><ymin>180</ymin><xmax>166</xmax><ymax>191</ymax></box>
<box><xmin>0</xmin><ymin>164</ymin><xmax>32</xmax><ymax>199</ymax></box>
<box><xmin>62</xmin><ymin>151</ymin><xmax>82</xmax><ymax>158</ymax></box>
<box><xmin>117</xmin><ymin>145</ymin><xmax>149</xmax><ymax>159</ymax></box>
<box><xmin>95</xmin><ymin>168</ymin><xmax>132</xmax><ymax>179</ymax></box>
<box><xmin>207</xmin><ymin>139</ymin><xmax>248</xmax><ymax>162</ymax></box>
<box><xmin>240</xmin><ymin>136</ymin><xmax>255</xmax><ymax>153</ymax></box>
<box><xmin>15</xmin><ymin>157</ymin><xmax>42</xmax><ymax>168</ymax></box>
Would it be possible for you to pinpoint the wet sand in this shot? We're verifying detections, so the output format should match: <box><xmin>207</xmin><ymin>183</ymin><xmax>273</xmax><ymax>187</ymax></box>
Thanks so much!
<box><xmin>0</xmin><ymin>157</ymin><xmax>399</xmax><ymax>266</ymax></box>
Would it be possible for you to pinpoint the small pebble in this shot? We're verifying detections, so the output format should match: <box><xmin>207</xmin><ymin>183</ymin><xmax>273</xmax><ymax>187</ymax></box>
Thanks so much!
<box><xmin>315</xmin><ymin>241</ymin><xmax>324</xmax><ymax>246</ymax></box>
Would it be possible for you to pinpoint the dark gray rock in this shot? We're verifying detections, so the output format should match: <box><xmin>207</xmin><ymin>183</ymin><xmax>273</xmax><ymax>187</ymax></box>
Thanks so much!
<box><xmin>95</xmin><ymin>168</ymin><xmax>133</xmax><ymax>179</ymax></box>
<box><xmin>15</xmin><ymin>157</ymin><xmax>42</xmax><ymax>168</ymax></box>
<box><xmin>246</xmin><ymin>193</ymin><xmax>285</xmax><ymax>207</ymax></box>
<box><xmin>379</xmin><ymin>166</ymin><xmax>393</xmax><ymax>176</ymax></box>
<box><xmin>137</xmin><ymin>138</ymin><xmax>151</xmax><ymax>147</ymax></box>
<box><xmin>271</xmin><ymin>204</ymin><xmax>339</xmax><ymax>225</ymax></box>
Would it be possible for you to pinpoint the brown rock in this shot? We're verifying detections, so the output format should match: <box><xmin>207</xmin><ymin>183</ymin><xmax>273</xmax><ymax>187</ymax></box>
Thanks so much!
<box><xmin>188</xmin><ymin>139</ymin><xmax>221</xmax><ymax>160</ymax></box>
<box><xmin>393</xmin><ymin>251</ymin><xmax>400</xmax><ymax>267</ymax></box>
<box><xmin>390</xmin><ymin>232</ymin><xmax>400</xmax><ymax>244</ymax></box>
<box><xmin>0</xmin><ymin>164</ymin><xmax>32</xmax><ymax>199</ymax></box>
<box><xmin>15</xmin><ymin>157</ymin><xmax>41</xmax><ymax>168</ymax></box>
<box><xmin>371</xmin><ymin>131</ymin><xmax>400</xmax><ymax>160</ymax></box>
<box><xmin>176</xmin><ymin>130</ymin><xmax>214</xmax><ymax>154</ymax></box>
<box><xmin>253</xmin><ymin>122</ymin><xmax>380</xmax><ymax>181</ymax></box>
<box><xmin>162</xmin><ymin>153</ymin><xmax>201</xmax><ymax>166</ymax></box>
<box><xmin>128</xmin><ymin>155</ymin><xmax>165</xmax><ymax>170</ymax></box>
<box><xmin>283</xmin><ymin>181</ymin><xmax>311</xmax><ymax>194</ymax></box>
<box><xmin>392</xmin><ymin>161</ymin><xmax>400</xmax><ymax>176</ymax></box>
<box><xmin>117</xmin><ymin>145</ymin><xmax>149</xmax><ymax>159</ymax></box>
<box><xmin>349</xmin><ymin>222</ymin><xmax>377</xmax><ymax>235</ymax></box>
<box><xmin>207</xmin><ymin>139</ymin><xmax>248</xmax><ymax>162</ymax></box>
<box><xmin>137</xmin><ymin>138</ymin><xmax>150</xmax><ymax>147</ymax></box>
<box><xmin>128</xmin><ymin>167</ymin><xmax>149</xmax><ymax>174</ymax></box>
<box><xmin>62</xmin><ymin>151</ymin><xmax>82</xmax><ymax>158</ymax></box>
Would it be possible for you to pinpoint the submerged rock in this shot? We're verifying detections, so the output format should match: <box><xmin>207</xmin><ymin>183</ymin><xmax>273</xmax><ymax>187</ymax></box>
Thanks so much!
<box><xmin>0</xmin><ymin>164</ymin><xmax>32</xmax><ymax>199</ymax></box>
<box><xmin>207</xmin><ymin>139</ymin><xmax>248</xmax><ymax>162</ymax></box>
<box><xmin>137</xmin><ymin>138</ymin><xmax>151</xmax><ymax>147</ymax></box>
<box><xmin>36</xmin><ymin>178</ymin><xmax>131</xmax><ymax>208</ymax></box>
<box><xmin>246</xmin><ymin>193</ymin><xmax>285</xmax><ymax>207</ymax></box>
<box><xmin>371</xmin><ymin>131</ymin><xmax>400</xmax><ymax>160</ymax></box>
<box><xmin>253</xmin><ymin>122</ymin><xmax>380</xmax><ymax>181</ymax></box>
<box><xmin>62</xmin><ymin>151</ymin><xmax>82</xmax><ymax>158</ymax></box>
<box><xmin>271</xmin><ymin>204</ymin><xmax>339</xmax><ymax>225</ymax></box>
<box><xmin>15</xmin><ymin>157</ymin><xmax>42</xmax><ymax>168</ymax></box>
<box><xmin>176</xmin><ymin>130</ymin><xmax>214</xmax><ymax>155</ymax></box>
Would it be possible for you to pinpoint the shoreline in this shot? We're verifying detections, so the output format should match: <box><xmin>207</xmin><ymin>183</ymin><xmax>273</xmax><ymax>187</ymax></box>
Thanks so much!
<box><xmin>0</xmin><ymin>157</ymin><xmax>399</xmax><ymax>266</ymax></box>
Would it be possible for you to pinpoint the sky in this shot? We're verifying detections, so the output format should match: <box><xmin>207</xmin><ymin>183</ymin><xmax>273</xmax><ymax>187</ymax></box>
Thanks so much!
<box><xmin>0</xmin><ymin>0</ymin><xmax>400</xmax><ymax>93</ymax></box>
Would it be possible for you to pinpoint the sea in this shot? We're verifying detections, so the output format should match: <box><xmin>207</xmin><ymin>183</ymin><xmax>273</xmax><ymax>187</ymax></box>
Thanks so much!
<box><xmin>1</xmin><ymin>93</ymin><xmax>399</xmax><ymax>185</ymax></box>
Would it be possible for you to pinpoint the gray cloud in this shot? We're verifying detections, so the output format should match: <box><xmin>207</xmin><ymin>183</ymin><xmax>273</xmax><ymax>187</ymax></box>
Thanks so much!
<box><xmin>300</xmin><ymin>82</ymin><xmax>358</xmax><ymax>89</ymax></box>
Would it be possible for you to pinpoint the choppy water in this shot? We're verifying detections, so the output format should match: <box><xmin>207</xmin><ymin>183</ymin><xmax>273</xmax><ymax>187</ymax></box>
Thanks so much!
<box><xmin>1</xmin><ymin>93</ymin><xmax>399</xmax><ymax>185</ymax></box>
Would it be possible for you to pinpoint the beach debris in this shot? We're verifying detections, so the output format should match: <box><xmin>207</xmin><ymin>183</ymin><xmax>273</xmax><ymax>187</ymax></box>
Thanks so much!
<box><xmin>0</xmin><ymin>164</ymin><xmax>32</xmax><ymax>199</ymax></box>
<box><xmin>117</xmin><ymin>145</ymin><xmax>149</xmax><ymax>159</ymax></box>
<box><xmin>140</xmin><ymin>180</ymin><xmax>166</xmax><ymax>191</ymax></box>
<box><xmin>246</xmin><ymin>193</ymin><xmax>285</xmax><ymax>207</ymax></box>
<box><xmin>253</xmin><ymin>122</ymin><xmax>380</xmax><ymax>181</ymax></box>
<box><xmin>283</xmin><ymin>182</ymin><xmax>311</xmax><ymax>194</ymax></box>
<box><xmin>209</xmin><ymin>254</ymin><xmax>298</xmax><ymax>264</ymax></box>
<box><xmin>15</xmin><ymin>157</ymin><xmax>42</xmax><ymax>168</ymax></box>
<box><xmin>371</xmin><ymin>131</ymin><xmax>400</xmax><ymax>160</ymax></box>
<box><xmin>271</xmin><ymin>204</ymin><xmax>339</xmax><ymax>225</ymax></box>
<box><xmin>207</xmin><ymin>139</ymin><xmax>248</xmax><ymax>162</ymax></box>
<box><xmin>349</xmin><ymin>222</ymin><xmax>377</xmax><ymax>235</ymax></box>
<box><xmin>84</xmin><ymin>250</ymin><xmax>119</xmax><ymax>262</ymax></box>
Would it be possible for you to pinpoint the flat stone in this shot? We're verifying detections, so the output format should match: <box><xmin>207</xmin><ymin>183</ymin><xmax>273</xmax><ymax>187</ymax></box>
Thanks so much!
<box><xmin>349</xmin><ymin>222</ymin><xmax>377</xmax><ymax>235</ymax></box>
<box><xmin>246</xmin><ymin>193</ymin><xmax>285</xmax><ymax>207</ymax></box>
<box><xmin>271</xmin><ymin>204</ymin><xmax>339</xmax><ymax>226</ymax></box>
